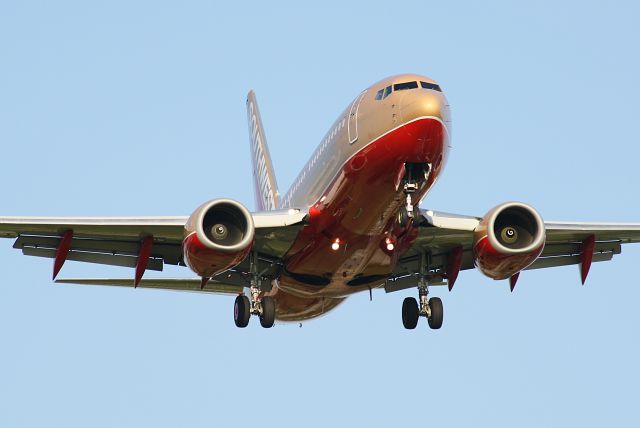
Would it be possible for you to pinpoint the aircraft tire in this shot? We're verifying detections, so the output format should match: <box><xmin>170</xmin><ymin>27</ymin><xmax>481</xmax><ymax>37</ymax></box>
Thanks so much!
<box><xmin>397</xmin><ymin>207</ymin><xmax>412</xmax><ymax>228</ymax></box>
<box><xmin>234</xmin><ymin>295</ymin><xmax>250</xmax><ymax>328</ymax></box>
<box><xmin>402</xmin><ymin>297</ymin><xmax>419</xmax><ymax>329</ymax></box>
<box><xmin>259</xmin><ymin>296</ymin><xmax>276</xmax><ymax>328</ymax></box>
<box><xmin>427</xmin><ymin>297</ymin><xmax>443</xmax><ymax>330</ymax></box>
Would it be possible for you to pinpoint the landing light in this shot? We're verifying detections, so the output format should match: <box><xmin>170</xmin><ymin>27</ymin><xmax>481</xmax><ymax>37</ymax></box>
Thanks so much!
<box><xmin>331</xmin><ymin>239</ymin><xmax>341</xmax><ymax>251</ymax></box>
<box><xmin>385</xmin><ymin>237</ymin><xmax>395</xmax><ymax>251</ymax></box>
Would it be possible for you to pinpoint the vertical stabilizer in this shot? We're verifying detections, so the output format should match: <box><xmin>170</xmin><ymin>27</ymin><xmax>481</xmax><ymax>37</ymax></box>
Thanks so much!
<box><xmin>246</xmin><ymin>90</ymin><xmax>279</xmax><ymax>211</ymax></box>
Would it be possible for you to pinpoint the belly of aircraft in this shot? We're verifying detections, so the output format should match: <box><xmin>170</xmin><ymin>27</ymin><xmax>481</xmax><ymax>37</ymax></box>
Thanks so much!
<box><xmin>277</xmin><ymin>116</ymin><xmax>447</xmax><ymax>301</ymax></box>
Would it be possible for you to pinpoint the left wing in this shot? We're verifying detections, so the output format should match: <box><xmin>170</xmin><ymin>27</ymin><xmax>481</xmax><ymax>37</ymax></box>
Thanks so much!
<box><xmin>0</xmin><ymin>209</ymin><xmax>307</xmax><ymax>285</ymax></box>
<box><xmin>387</xmin><ymin>209</ymin><xmax>640</xmax><ymax>292</ymax></box>
<box><xmin>55</xmin><ymin>277</ymin><xmax>244</xmax><ymax>294</ymax></box>
<box><xmin>1</xmin><ymin>217</ymin><xmax>188</xmax><ymax>271</ymax></box>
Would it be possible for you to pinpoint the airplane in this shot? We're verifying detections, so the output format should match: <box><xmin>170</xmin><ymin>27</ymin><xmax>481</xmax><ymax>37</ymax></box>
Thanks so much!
<box><xmin>2</xmin><ymin>73</ymin><xmax>640</xmax><ymax>330</ymax></box>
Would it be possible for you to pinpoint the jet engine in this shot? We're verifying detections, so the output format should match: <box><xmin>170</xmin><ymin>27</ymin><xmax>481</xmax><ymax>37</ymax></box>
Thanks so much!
<box><xmin>473</xmin><ymin>202</ymin><xmax>545</xmax><ymax>280</ymax></box>
<box><xmin>183</xmin><ymin>199</ymin><xmax>255</xmax><ymax>277</ymax></box>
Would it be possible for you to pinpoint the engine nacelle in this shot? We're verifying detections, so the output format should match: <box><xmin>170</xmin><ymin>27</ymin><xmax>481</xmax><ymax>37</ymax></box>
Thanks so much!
<box><xmin>183</xmin><ymin>199</ymin><xmax>255</xmax><ymax>277</ymax></box>
<box><xmin>473</xmin><ymin>202</ymin><xmax>545</xmax><ymax>280</ymax></box>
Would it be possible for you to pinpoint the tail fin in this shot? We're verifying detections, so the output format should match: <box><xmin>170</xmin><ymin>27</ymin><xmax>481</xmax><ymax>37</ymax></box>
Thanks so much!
<box><xmin>246</xmin><ymin>90</ymin><xmax>279</xmax><ymax>211</ymax></box>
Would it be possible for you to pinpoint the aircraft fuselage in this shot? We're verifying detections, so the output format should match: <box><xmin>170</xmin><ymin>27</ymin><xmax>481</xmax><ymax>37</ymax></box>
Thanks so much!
<box><xmin>272</xmin><ymin>74</ymin><xmax>451</xmax><ymax>320</ymax></box>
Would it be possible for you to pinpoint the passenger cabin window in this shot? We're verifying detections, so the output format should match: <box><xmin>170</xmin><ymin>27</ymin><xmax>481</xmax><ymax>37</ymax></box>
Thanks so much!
<box><xmin>375</xmin><ymin>89</ymin><xmax>384</xmax><ymax>100</ymax></box>
<box><xmin>393</xmin><ymin>81</ymin><xmax>419</xmax><ymax>91</ymax></box>
<box><xmin>420</xmin><ymin>81</ymin><xmax>442</xmax><ymax>92</ymax></box>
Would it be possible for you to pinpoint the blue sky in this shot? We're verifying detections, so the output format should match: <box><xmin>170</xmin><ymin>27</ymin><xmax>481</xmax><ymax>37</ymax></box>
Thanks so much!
<box><xmin>1</xmin><ymin>1</ymin><xmax>639</xmax><ymax>427</ymax></box>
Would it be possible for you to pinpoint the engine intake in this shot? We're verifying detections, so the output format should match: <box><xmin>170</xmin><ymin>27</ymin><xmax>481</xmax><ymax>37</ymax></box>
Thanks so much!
<box><xmin>183</xmin><ymin>199</ymin><xmax>255</xmax><ymax>277</ymax></box>
<box><xmin>473</xmin><ymin>202</ymin><xmax>545</xmax><ymax>280</ymax></box>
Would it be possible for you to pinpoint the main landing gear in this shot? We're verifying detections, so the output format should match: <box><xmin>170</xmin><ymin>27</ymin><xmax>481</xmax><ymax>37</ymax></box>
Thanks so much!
<box><xmin>401</xmin><ymin>288</ymin><xmax>443</xmax><ymax>329</ymax></box>
<box><xmin>233</xmin><ymin>253</ymin><xmax>276</xmax><ymax>329</ymax></box>
<box><xmin>234</xmin><ymin>293</ymin><xmax>275</xmax><ymax>328</ymax></box>
<box><xmin>401</xmin><ymin>251</ymin><xmax>444</xmax><ymax>330</ymax></box>
<box><xmin>401</xmin><ymin>277</ymin><xmax>443</xmax><ymax>330</ymax></box>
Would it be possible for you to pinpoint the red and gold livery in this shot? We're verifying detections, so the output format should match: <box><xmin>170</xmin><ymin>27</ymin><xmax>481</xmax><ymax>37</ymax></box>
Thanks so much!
<box><xmin>183</xmin><ymin>199</ymin><xmax>255</xmax><ymax>278</ymax></box>
<box><xmin>473</xmin><ymin>202</ymin><xmax>545</xmax><ymax>280</ymax></box>
<box><xmin>3</xmin><ymin>73</ymin><xmax>640</xmax><ymax>331</ymax></box>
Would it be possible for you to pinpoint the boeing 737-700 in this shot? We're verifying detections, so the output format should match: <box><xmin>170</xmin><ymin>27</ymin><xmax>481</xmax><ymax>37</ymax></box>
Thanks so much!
<box><xmin>2</xmin><ymin>73</ymin><xmax>639</xmax><ymax>329</ymax></box>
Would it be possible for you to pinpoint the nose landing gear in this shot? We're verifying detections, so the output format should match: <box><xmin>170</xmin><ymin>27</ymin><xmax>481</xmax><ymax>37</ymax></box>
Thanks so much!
<box><xmin>399</xmin><ymin>163</ymin><xmax>431</xmax><ymax>227</ymax></box>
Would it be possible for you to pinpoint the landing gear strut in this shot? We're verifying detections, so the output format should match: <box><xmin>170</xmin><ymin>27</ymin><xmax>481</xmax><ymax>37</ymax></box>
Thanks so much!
<box><xmin>399</xmin><ymin>163</ymin><xmax>431</xmax><ymax>226</ymax></box>
<box><xmin>403</xmin><ymin>184</ymin><xmax>418</xmax><ymax>221</ymax></box>
<box><xmin>401</xmin><ymin>251</ymin><xmax>444</xmax><ymax>330</ymax></box>
<box><xmin>233</xmin><ymin>252</ymin><xmax>276</xmax><ymax>328</ymax></box>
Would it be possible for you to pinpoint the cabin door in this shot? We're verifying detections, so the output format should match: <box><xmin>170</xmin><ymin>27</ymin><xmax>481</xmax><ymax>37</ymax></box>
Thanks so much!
<box><xmin>348</xmin><ymin>90</ymin><xmax>367</xmax><ymax>145</ymax></box>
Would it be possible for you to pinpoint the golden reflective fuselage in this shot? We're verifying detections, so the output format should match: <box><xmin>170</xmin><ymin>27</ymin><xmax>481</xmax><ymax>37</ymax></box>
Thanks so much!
<box><xmin>270</xmin><ymin>74</ymin><xmax>451</xmax><ymax>321</ymax></box>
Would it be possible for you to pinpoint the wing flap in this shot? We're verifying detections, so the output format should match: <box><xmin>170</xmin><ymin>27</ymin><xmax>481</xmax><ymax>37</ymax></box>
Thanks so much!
<box><xmin>23</xmin><ymin>247</ymin><xmax>164</xmax><ymax>271</ymax></box>
<box><xmin>55</xmin><ymin>278</ymin><xmax>243</xmax><ymax>294</ymax></box>
<box><xmin>526</xmin><ymin>251</ymin><xmax>614</xmax><ymax>270</ymax></box>
<box><xmin>14</xmin><ymin>235</ymin><xmax>183</xmax><ymax>265</ymax></box>
<box><xmin>540</xmin><ymin>240</ymin><xmax>621</xmax><ymax>257</ymax></box>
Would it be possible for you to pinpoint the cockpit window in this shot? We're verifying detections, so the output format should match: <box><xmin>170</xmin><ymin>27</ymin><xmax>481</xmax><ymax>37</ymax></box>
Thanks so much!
<box><xmin>420</xmin><ymin>81</ymin><xmax>442</xmax><ymax>92</ymax></box>
<box><xmin>393</xmin><ymin>81</ymin><xmax>419</xmax><ymax>91</ymax></box>
<box><xmin>375</xmin><ymin>89</ymin><xmax>384</xmax><ymax>100</ymax></box>
<box><xmin>383</xmin><ymin>85</ymin><xmax>392</xmax><ymax>98</ymax></box>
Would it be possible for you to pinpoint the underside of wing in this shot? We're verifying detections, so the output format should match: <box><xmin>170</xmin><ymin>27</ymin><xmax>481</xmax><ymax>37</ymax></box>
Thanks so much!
<box><xmin>387</xmin><ymin>210</ymin><xmax>477</xmax><ymax>292</ymax></box>
<box><xmin>388</xmin><ymin>208</ymin><xmax>640</xmax><ymax>292</ymax></box>
<box><xmin>1</xmin><ymin>217</ymin><xmax>188</xmax><ymax>277</ymax></box>
<box><xmin>55</xmin><ymin>277</ymin><xmax>244</xmax><ymax>294</ymax></box>
<box><xmin>0</xmin><ymin>207</ymin><xmax>307</xmax><ymax>283</ymax></box>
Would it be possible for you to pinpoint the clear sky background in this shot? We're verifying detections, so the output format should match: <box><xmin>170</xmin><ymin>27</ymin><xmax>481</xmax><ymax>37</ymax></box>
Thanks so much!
<box><xmin>1</xmin><ymin>1</ymin><xmax>639</xmax><ymax>427</ymax></box>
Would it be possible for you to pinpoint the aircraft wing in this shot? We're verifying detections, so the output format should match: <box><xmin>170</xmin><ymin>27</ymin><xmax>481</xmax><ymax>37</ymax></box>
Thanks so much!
<box><xmin>55</xmin><ymin>277</ymin><xmax>245</xmax><ymax>294</ymax></box>
<box><xmin>387</xmin><ymin>209</ymin><xmax>640</xmax><ymax>292</ymax></box>
<box><xmin>0</xmin><ymin>209</ymin><xmax>307</xmax><ymax>286</ymax></box>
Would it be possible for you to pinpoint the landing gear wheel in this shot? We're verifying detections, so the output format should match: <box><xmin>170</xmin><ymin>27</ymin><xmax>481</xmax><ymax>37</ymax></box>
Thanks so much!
<box><xmin>234</xmin><ymin>295</ymin><xmax>250</xmax><ymax>328</ymax></box>
<box><xmin>427</xmin><ymin>297</ymin><xmax>443</xmax><ymax>330</ymax></box>
<box><xmin>402</xmin><ymin>297</ymin><xmax>420</xmax><ymax>329</ymax></box>
<box><xmin>259</xmin><ymin>296</ymin><xmax>276</xmax><ymax>328</ymax></box>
